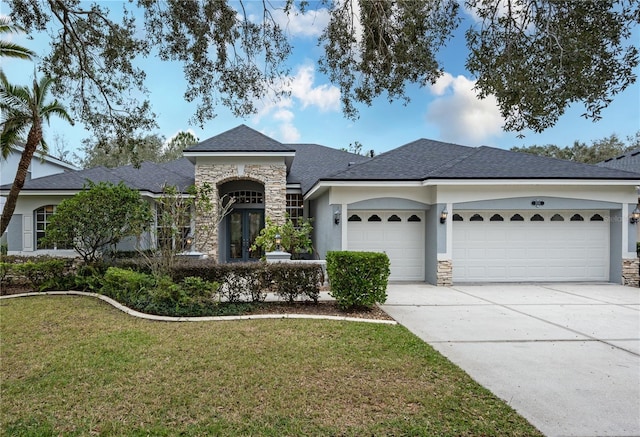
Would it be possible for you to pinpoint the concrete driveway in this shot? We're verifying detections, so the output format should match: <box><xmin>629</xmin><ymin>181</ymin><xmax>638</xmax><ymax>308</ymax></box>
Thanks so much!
<box><xmin>381</xmin><ymin>283</ymin><xmax>640</xmax><ymax>437</ymax></box>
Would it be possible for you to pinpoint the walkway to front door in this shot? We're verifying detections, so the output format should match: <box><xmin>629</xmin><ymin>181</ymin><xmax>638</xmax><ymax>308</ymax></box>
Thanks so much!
<box><xmin>228</xmin><ymin>210</ymin><xmax>264</xmax><ymax>261</ymax></box>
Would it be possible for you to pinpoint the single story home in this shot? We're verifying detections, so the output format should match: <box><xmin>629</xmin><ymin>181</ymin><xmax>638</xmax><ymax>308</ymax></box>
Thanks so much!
<box><xmin>3</xmin><ymin>124</ymin><xmax>640</xmax><ymax>286</ymax></box>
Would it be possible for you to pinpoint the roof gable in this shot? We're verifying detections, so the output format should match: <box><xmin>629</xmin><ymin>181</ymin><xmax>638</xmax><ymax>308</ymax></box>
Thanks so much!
<box><xmin>184</xmin><ymin>124</ymin><xmax>294</xmax><ymax>153</ymax></box>
<box><xmin>324</xmin><ymin>139</ymin><xmax>640</xmax><ymax>182</ymax></box>
<box><xmin>597</xmin><ymin>148</ymin><xmax>640</xmax><ymax>174</ymax></box>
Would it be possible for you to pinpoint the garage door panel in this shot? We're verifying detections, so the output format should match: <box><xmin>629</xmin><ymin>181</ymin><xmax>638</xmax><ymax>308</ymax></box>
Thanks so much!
<box><xmin>453</xmin><ymin>210</ymin><xmax>609</xmax><ymax>282</ymax></box>
<box><xmin>348</xmin><ymin>210</ymin><xmax>425</xmax><ymax>281</ymax></box>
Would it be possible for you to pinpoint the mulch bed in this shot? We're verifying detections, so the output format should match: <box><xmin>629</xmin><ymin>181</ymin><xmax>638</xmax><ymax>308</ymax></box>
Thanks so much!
<box><xmin>1</xmin><ymin>284</ymin><xmax>394</xmax><ymax>321</ymax></box>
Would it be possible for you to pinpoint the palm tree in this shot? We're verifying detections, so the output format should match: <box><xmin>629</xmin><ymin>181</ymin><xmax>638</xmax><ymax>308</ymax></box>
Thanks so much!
<box><xmin>0</xmin><ymin>17</ymin><xmax>35</xmax><ymax>61</ymax></box>
<box><xmin>0</xmin><ymin>72</ymin><xmax>73</xmax><ymax>235</ymax></box>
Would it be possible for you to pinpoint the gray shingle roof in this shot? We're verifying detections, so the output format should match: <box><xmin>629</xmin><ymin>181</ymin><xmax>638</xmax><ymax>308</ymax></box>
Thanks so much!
<box><xmin>5</xmin><ymin>129</ymin><xmax>639</xmax><ymax>197</ymax></box>
<box><xmin>597</xmin><ymin>148</ymin><xmax>640</xmax><ymax>174</ymax></box>
<box><xmin>2</xmin><ymin>158</ymin><xmax>196</xmax><ymax>193</ymax></box>
<box><xmin>325</xmin><ymin>139</ymin><xmax>640</xmax><ymax>181</ymax></box>
<box><xmin>184</xmin><ymin>124</ymin><xmax>295</xmax><ymax>153</ymax></box>
<box><xmin>287</xmin><ymin>144</ymin><xmax>370</xmax><ymax>194</ymax></box>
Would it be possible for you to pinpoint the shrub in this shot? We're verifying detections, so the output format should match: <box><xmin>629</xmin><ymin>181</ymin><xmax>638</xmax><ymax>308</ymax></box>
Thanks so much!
<box><xmin>0</xmin><ymin>262</ymin><xmax>12</xmax><ymax>287</ymax></box>
<box><xmin>101</xmin><ymin>267</ymin><xmax>156</xmax><ymax>306</ymax></box>
<box><xmin>268</xmin><ymin>263</ymin><xmax>323</xmax><ymax>303</ymax></box>
<box><xmin>74</xmin><ymin>263</ymin><xmax>108</xmax><ymax>292</ymax></box>
<box><xmin>13</xmin><ymin>258</ymin><xmax>73</xmax><ymax>292</ymax></box>
<box><xmin>218</xmin><ymin>263</ymin><xmax>267</xmax><ymax>303</ymax></box>
<box><xmin>326</xmin><ymin>251</ymin><xmax>390</xmax><ymax>310</ymax></box>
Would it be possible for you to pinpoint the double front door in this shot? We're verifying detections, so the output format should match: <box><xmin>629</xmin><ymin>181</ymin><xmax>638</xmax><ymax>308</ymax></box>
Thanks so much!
<box><xmin>228</xmin><ymin>210</ymin><xmax>264</xmax><ymax>261</ymax></box>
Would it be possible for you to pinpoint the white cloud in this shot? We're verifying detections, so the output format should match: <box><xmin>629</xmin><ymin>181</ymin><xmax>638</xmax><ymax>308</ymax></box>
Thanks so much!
<box><xmin>271</xmin><ymin>5</ymin><xmax>330</xmax><ymax>38</ymax></box>
<box><xmin>425</xmin><ymin>73</ymin><xmax>504</xmax><ymax>144</ymax></box>
<box><xmin>252</xmin><ymin>63</ymin><xmax>340</xmax><ymax>142</ymax></box>
<box><xmin>290</xmin><ymin>64</ymin><xmax>340</xmax><ymax>112</ymax></box>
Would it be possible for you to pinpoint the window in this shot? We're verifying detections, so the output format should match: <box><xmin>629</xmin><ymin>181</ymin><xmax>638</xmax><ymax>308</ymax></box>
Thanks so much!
<box><xmin>286</xmin><ymin>193</ymin><xmax>304</xmax><ymax>227</ymax></box>
<box><xmin>368</xmin><ymin>214</ymin><xmax>382</xmax><ymax>222</ymax></box>
<box><xmin>550</xmin><ymin>213</ymin><xmax>564</xmax><ymax>221</ymax></box>
<box><xmin>452</xmin><ymin>214</ymin><xmax>463</xmax><ymax>221</ymax></box>
<box><xmin>228</xmin><ymin>190</ymin><xmax>263</xmax><ymax>204</ymax></box>
<box><xmin>387</xmin><ymin>214</ymin><xmax>401</xmax><ymax>222</ymax></box>
<box><xmin>490</xmin><ymin>214</ymin><xmax>504</xmax><ymax>222</ymax></box>
<box><xmin>570</xmin><ymin>214</ymin><xmax>584</xmax><ymax>222</ymax></box>
<box><xmin>348</xmin><ymin>214</ymin><xmax>362</xmax><ymax>222</ymax></box>
<box><xmin>35</xmin><ymin>205</ymin><xmax>68</xmax><ymax>249</ymax></box>
<box><xmin>510</xmin><ymin>214</ymin><xmax>524</xmax><ymax>221</ymax></box>
<box><xmin>156</xmin><ymin>202</ymin><xmax>191</xmax><ymax>251</ymax></box>
<box><xmin>590</xmin><ymin>214</ymin><xmax>604</xmax><ymax>221</ymax></box>
<box><xmin>530</xmin><ymin>214</ymin><xmax>544</xmax><ymax>221</ymax></box>
<box><xmin>408</xmin><ymin>214</ymin><xmax>421</xmax><ymax>222</ymax></box>
<box><xmin>470</xmin><ymin>214</ymin><xmax>484</xmax><ymax>221</ymax></box>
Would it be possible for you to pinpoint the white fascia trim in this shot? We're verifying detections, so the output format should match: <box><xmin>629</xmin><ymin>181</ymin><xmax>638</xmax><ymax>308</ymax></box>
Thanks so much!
<box><xmin>183</xmin><ymin>151</ymin><xmax>296</xmax><ymax>158</ymax></box>
<box><xmin>0</xmin><ymin>190</ymin><xmax>190</xmax><ymax>199</ymax></box>
<box><xmin>12</xmin><ymin>145</ymin><xmax>79</xmax><ymax>170</ymax></box>
<box><xmin>423</xmin><ymin>178</ymin><xmax>640</xmax><ymax>186</ymax></box>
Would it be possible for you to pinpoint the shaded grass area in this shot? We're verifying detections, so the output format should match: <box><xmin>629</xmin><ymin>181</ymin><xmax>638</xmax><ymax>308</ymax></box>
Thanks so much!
<box><xmin>1</xmin><ymin>296</ymin><xmax>542</xmax><ymax>436</ymax></box>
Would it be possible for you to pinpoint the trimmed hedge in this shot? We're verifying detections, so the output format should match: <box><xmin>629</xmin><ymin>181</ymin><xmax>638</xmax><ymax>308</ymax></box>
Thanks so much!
<box><xmin>326</xmin><ymin>251</ymin><xmax>390</xmax><ymax>310</ymax></box>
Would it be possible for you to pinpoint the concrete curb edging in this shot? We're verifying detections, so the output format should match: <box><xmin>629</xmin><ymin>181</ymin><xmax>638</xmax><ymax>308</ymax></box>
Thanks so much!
<box><xmin>0</xmin><ymin>291</ymin><xmax>397</xmax><ymax>325</ymax></box>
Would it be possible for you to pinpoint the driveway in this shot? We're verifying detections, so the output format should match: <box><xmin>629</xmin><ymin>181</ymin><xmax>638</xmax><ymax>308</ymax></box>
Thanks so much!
<box><xmin>381</xmin><ymin>283</ymin><xmax>640</xmax><ymax>437</ymax></box>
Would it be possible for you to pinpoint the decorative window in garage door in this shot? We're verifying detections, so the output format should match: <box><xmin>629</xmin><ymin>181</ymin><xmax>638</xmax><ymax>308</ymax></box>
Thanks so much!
<box><xmin>570</xmin><ymin>214</ymin><xmax>584</xmax><ymax>221</ymax></box>
<box><xmin>348</xmin><ymin>214</ymin><xmax>362</xmax><ymax>222</ymax></box>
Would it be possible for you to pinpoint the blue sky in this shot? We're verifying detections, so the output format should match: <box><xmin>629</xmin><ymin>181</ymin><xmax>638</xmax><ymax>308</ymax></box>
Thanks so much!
<box><xmin>1</xmin><ymin>1</ymin><xmax>639</xmax><ymax>159</ymax></box>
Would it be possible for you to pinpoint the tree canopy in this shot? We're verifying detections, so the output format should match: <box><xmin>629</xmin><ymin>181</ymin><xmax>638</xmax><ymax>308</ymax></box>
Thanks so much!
<box><xmin>42</xmin><ymin>181</ymin><xmax>152</xmax><ymax>263</ymax></box>
<box><xmin>76</xmin><ymin>130</ymin><xmax>198</xmax><ymax>168</ymax></box>
<box><xmin>511</xmin><ymin>132</ymin><xmax>640</xmax><ymax>164</ymax></box>
<box><xmin>4</xmin><ymin>0</ymin><xmax>639</xmax><ymax>149</ymax></box>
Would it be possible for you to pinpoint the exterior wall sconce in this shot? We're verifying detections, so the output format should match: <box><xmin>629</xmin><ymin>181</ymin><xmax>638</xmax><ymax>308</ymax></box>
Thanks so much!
<box><xmin>334</xmin><ymin>210</ymin><xmax>341</xmax><ymax>225</ymax></box>
<box><xmin>440</xmin><ymin>207</ymin><xmax>448</xmax><ymax>224</ymax></box>
<box><xmin>531</xmin><ymin>199</ymin><xmax>545</xmax><ymax>207</ymax></box>
<box><xmin>185</xmin><ymin>236</ymin><xmax>193</xmax><ymax>249</ymax></box>
<box><xmin>275</xmin><ymin>233</ymin><xmax>282</xmax><ymax>251</ymax></box>
<box><xmin>630</xmin><ymin>206</ymin><xmax>640</xmax><ymax>224</ymax></box>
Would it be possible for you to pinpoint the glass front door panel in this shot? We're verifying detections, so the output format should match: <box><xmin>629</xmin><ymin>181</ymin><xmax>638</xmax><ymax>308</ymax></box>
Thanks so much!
<box><xmin>228</xmin><ymin>210</ymin><xmax>264</xmax><ymax>261</ymax></box>
<box><xmin>229</xmin><ymin>212</ymin><xmax>243</xmax><ymax>260</ymax></box>
<box><xmin>248</xmin><ymin>211</ymin><xmax>263</xmax><ymax>260</ymax></box>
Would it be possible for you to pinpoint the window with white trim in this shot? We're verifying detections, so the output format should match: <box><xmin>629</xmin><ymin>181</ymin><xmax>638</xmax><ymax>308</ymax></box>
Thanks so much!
<box><xmin>286</xmin><ymin>193</ymin><xmax>304</xmax><ymax>227</ymax></box>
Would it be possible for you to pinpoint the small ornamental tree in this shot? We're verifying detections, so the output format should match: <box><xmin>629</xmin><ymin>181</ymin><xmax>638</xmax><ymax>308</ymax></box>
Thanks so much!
<box><xmin>251</xmin><ymin>216</ymin><xmax>313</xmax><ymax>259</ymax></box>
<box><xmin>42</xmin><ymin>181</ymin><xmax>152</xmax><ymax>263</ymax></box>
<box><xmin>138</xmin><ymin>182</ymin><xmax>234</xmax><ymax>277</ymax></box>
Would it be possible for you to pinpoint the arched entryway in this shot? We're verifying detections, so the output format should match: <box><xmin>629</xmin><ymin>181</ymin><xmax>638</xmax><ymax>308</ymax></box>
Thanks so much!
<box><xmin>218</xmin><ymin>180</ymin><xmax>265</xmax><ymax>262</ymax></box>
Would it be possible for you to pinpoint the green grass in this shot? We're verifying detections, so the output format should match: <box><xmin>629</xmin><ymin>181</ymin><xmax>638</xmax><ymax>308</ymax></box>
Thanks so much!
<box><xmin>1</xmin><ymin>295</ymin><xmax>543</xmax><ymax>436</ymax></box>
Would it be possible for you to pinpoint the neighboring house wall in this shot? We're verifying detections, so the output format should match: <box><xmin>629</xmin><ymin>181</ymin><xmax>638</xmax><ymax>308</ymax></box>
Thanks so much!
<box><xmin>0</xmin><ymin>147</ymin><xmax>77</xmax><ymax>214</ymax></box>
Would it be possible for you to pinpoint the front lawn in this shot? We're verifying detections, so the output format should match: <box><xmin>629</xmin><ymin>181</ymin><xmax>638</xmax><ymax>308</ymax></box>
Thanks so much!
<box><xmin>1</xmin><ymin>296</ymin><xmax>542</xmax><ymax>436</ymax></box>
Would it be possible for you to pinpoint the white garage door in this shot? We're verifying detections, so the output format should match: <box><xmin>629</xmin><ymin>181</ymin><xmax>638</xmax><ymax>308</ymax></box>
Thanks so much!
<box><xmin>347</xmin><ymin>210</ymin><xmax>425</xmax><ymax>281</ymax></box>
<box><xmin>453</xmin><ymin>210</ymin><xmax>609</xmax><ymax>282</ymax></box>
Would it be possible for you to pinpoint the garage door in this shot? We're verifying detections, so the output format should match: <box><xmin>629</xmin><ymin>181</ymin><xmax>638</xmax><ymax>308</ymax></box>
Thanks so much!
<box><xmin>453</xmin><ymin>210</ymin><xmax>609</xmax><ymax>282</ymax></box>
<box><xmin>347</xmin><ymin>210</ymin><xmax>425</xmax><ymax>281</ymax></box>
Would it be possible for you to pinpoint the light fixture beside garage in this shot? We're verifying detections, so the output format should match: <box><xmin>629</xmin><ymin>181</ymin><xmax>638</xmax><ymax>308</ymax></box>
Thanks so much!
<box><xmin>334</xmin><ymin>210</ymin><xmax>341</xmax><ymax>225</ymax></box>
<box><xmin>630</xmin><ymin>206</ymin><xmax>640</xmax><ymax>224</ymax></box>
<box><xmin>531</xmin><ymin>199</ymin><xmax>545</xmax><ymax>207</ymax></box>
<box><xmin>440</xmin><ymin>207</ymin><xmax>448</xmax><ymax>224</ymax></box>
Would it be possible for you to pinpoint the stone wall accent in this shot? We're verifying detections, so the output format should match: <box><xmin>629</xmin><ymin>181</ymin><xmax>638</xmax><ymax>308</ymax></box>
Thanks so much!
<box><xmin>436</xmin><ymin>259</ymin><xmax>452</xmax><ymax>286</ymax></box>
<box><xmin>622</xmin><ymin>257</ymin><xmax>639</xmax><ymax>287</ymax></box>
<box><xmin>194</xmin><ymin>162</ymin><xmax>287</xmax><ymax>259</ymax></box>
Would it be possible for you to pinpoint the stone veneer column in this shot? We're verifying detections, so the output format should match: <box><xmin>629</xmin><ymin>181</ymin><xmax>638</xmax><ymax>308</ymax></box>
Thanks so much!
<box><xmin>436</xmin><ymin>260</ymin><xmax>453</xmax><ymax>286</ymax></box>
<box><xmin>194</xmin><ymin>162</ymin><xmax>287</xmax><ymax>259</ymax></box>
<box><xmin>622</xmin><ymin>258</ymin><xmax>640</xmax><ymax>287</ymax></box>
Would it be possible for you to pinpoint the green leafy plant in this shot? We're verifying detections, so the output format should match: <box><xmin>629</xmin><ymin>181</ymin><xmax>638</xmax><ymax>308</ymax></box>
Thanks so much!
<box><xmin>326</xmin><ymin>251</ymin><xmax>390</xmax><ymax>310</ymax></box>
<box><xmin>12</xmin><ymin>258</ymin><xmax>72</xmax><ymax>292</ymax></box>
<box><xmin>42</xmin><ymin>181</ymin><xmax>152</xmax><ymax>263</ymax></box>
<box><xmin>268</xmin><ymin>263</ymin><xmax>323</xmax><ymax>303</ymax></box>
<box><xmin>252</xmin><ymin>217</ymin><xmax>313</xmax><ymax>259</ymax></box>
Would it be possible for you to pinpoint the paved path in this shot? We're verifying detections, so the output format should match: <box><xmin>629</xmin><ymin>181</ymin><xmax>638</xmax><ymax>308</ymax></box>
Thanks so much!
<box><xmin>381</xmin><ymin>283</ymin><xmax>640</xmax><ymax>437</ymax></box>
